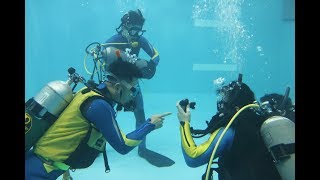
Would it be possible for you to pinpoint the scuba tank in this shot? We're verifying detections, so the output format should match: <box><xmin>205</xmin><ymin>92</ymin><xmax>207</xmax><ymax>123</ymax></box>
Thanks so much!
<box><xmin>259</xmin><ymin>87</ymin><xmax>295</xmax><ymax>180</ymax></box>
<box><xmin>101</xmin><ymin>46</ymin><xmax>156</xmax><ymax>79</ymax></box>
<box><xmin>25</xmin><ymin>68</ymin><xmax>86</xmax><ymax>153</ymax></box>
<box><xmin>260</xmin><ymin>116</ymin><xmax>295</xmax><ymax>180</ymax></box>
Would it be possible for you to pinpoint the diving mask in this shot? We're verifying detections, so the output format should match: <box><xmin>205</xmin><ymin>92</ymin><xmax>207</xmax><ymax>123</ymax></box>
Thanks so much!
<box><xmin>103</xmin><ymin>72</ymin><xmax>140</xmax><ymax>99</ymax></box>
<box><xmin>216</xmin><ymin>74</ymin><xmax>243</xmax><ymax>112</ymax></box>
<box><xmin>128</xmin><ymin>27</ymin><xmax>146</xmax><ymax>37</ymax></box>
<box><xmin>123</xmin><ymin>25</ymin><xmax>146</xmax><ymax>38</ymax></box>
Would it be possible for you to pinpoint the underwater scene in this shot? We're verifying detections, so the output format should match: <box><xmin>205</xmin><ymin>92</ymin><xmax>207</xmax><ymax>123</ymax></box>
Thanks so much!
<box><xmin>25</xmin><ymin>0</ymin><xmax>295</xmax><ymax>180</ymax></box>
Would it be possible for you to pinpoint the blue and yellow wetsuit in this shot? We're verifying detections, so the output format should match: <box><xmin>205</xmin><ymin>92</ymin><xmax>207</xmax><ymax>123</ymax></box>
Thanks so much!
<box><xmin>179</xmin><ymin>121</ymin><xmax>235</xmax><ymax>167</ymax></box>
<box><xmin>103</xmin><ymin>34</ymin><xmax>159</xmax><ymax>150</ymax></box>
<box><xmin>25</xmin><ymin>85</ymin><xmax>156</xmax><ymax>180</ymax></box>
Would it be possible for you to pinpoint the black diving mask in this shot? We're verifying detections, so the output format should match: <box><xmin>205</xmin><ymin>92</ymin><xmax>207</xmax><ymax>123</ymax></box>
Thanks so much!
<box><xmin>116</xmin><ymin>23</ymin><xmax>146</xmax><ymax>36</ymax></box>
<box><xmin>216</xmin><ymin>74</ymin><xmax>243</xmax><ymax>112</ymax></box>
<box><xmin>103</xmin><ymin>72</ymin><xmax>140</xmax><ymax>99</ymax></box>
<box><xmin>119</xmin><ymin>79</ymin><xmax>140</xmax><ymax>98</ymax></box>
<box><xmin>128</xmin><ymin>26</ymin><xmax>146</xmax><ymax>37</ymax></box>
<box><xmin>102</xmin><ymin>73</ymin><xmax>139</xmax><ymax>112</ymax></box>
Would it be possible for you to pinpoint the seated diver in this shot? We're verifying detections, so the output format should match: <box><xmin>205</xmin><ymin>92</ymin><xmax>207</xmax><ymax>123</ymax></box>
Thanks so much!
<box><xmin>25</xmin><ymin>58</ymin><xmax>172</xmax><ymax>180</ymax></box>
<box><xmin>176</xmin><ymin>74</ymin><xmax>294</xmax><ymax>180</ymax></box>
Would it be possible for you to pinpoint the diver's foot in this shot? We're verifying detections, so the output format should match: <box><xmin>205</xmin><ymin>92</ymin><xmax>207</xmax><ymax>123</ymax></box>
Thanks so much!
<box><xmin>138</xmin><ymin>147</ymin><xmax>175</xmax><ymax>167</ymax></box>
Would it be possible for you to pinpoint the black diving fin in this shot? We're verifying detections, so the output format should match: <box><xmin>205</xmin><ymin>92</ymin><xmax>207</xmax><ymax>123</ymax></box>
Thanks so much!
<box><xmin>138</xmin><ymin>148</ymin><xmax>175</xmax><ymax>167</ymax></box>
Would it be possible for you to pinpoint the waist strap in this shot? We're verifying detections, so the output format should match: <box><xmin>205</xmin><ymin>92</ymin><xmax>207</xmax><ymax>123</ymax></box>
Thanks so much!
<box><xmin>37</xmin><ymin>154</ymin><xmax>70</xmax><ymax>171</ymax></box>
<box><xmin>270</xmin><ymin>143</ymin><xmax>295</xmax><ymax>163</ymax></box>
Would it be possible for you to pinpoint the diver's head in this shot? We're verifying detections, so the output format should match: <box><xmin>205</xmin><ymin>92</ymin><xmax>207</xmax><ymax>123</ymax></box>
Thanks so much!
<box><xmin>103</xmin><ymin>60</ymin><xmax>143</xmax><ymax>111</ymax></box>
<box><xmin>216</xmin><ymin>74</ymin><xmax>255</xmax><ymax>114</ymax></box>
<box><xmin>116</xmin><ymin>9</ymin><xmax>146</xmax><ymax>41</ymax></box>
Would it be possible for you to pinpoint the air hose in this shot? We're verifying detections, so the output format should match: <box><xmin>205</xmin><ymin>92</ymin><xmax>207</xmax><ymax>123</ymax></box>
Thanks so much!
<box><xmin>100</xmin><ymin>42</ymin><xmax>139</xmax><ymax>47</ymax></box>
<box><xmin>205</xmin><ymin>103</ymin><xmax>260</xmax><ymax>180</ymax></box>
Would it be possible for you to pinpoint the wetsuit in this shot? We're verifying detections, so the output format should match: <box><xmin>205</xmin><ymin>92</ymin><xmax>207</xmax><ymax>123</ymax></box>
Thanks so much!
<box><xmin>179</xmin><ymin>121</ymin><xmax>235</xmax><ymax>167</ymax></box>
<box><xmin>182</xmin><ymin>109</ymin><xmax>281</xmax><ymax>180</ymax></box>
<box><xmin>25</xmin><ymin>85</ymin><xmax>156</xmax><ymax>180</ymax></box>
<box><xmin>103</xmin><ymin>34</ymin><xmax>159</xmax><ymax>150</ymax></box>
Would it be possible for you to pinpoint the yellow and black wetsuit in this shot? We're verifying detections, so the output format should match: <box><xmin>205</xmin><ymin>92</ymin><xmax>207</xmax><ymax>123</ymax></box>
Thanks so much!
<box><xmin>25</xmin><ymin>86</ymin><xmax>156</xmax><ymax>180</ymax></box>
<box><xmin>179</xmin><ymin>121</ymin><xmax>235</xmax><ymax>167</ymax></box>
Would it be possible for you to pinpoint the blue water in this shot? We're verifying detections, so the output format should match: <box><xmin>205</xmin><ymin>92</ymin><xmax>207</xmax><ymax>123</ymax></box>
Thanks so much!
<box><xmin>25</xmin><ymin>0</ymin><xmax>295</xmax><ymax>179</ymax></box>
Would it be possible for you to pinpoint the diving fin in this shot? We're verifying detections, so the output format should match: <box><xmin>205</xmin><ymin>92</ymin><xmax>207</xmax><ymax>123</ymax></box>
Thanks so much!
<box><xmin>138</xmin><ymin>148</ymin><xmax>175</xmax><ymax>167</ymax></box>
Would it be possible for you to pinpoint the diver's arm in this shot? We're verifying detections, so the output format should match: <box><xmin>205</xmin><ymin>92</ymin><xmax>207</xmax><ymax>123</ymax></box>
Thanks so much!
<box><xmin>176</xmin><ymin>102</ymin><xmax>234</xmax><ymax>167</ymax></box>
<box><xmin>179</xmin><ymin>121</ymin><xmax>235</xmax><ymax>167</ymax></box>
<box><xmin>139</xmin><ymin>36</ymin><xmax>160</xmax><ymax>65</ymax></box>
<box><xmin>131</xmin><ymin>37</ymin><xmax>157</xmax><ymax>79</ymax></box>
<box><xmin>83</xmin><ymin>98</ymin><xmax>156</xmax><ymax>155</ymax></box>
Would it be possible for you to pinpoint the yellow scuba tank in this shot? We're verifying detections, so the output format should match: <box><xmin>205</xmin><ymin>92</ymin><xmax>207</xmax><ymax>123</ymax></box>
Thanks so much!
<box><xmin>25</xmin><ymin>68</ymin><xmax>85</xmax><ymax>153</ymax></box>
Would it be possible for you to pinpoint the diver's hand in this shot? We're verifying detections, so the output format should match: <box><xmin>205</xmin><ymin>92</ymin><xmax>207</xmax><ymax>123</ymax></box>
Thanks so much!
<box><xmin>150</xmin><ymin>112</ymin><xmax>172</xmax><ymax>129</ymax></box>
<box><xmin>131</xmin><ymin>41</ymin><xmax>139</xmax><ymax>47</ymax></box>
<box><xmin>176</xmin><ymin>102</ymin><xmax>191</xmax><ymax>123</ymax></box>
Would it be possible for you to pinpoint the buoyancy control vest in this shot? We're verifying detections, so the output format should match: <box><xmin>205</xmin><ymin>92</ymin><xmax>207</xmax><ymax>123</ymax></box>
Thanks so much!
<box><xmin>201</xmin><ymin>107</ymin><xmax>295</xmax><ymax>180</ymax></box>
<box><xmin>216</xmin><ymin>109</ymin><xmax>282</xmax><ymax>180</ymax></box>
<box><xmin>212</xmin><ymin>109</ymin><xmax>295</xmax><ymax>180</ymax></box>
<box><xmin>25</xmin><ymin>68</ymin><xmax>111</xmax><ymax>172</ymax></box>
<box><xmin>34</xmin><ymin>88</ymin><xmax>108</xmax><ymax>169</ymax></box>
<box><xmin>25</xmin><ymin>80</ymin><xmax>74</xmax><ymax>153</ymax></box>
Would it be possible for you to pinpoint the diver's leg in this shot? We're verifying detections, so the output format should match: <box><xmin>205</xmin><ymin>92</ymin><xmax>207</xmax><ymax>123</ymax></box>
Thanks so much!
<box><xmin>133</xmin><ymin>90</ymin><xmax>147</xmax><ymax>151</ymax></box>
<box><xmin>133</xmin><ymin>90</ymin><xmax>175</xmax><ymax>167</ymax></box>
<box><xmin>25</xmin><ymin>151</ymin><xmax>65</xmax><ymax>180</ymax></box>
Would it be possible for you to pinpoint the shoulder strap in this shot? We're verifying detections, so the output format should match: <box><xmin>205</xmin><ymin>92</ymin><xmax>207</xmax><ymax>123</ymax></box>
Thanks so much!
<box><xmin>90</xmin><ymin>123</ymin><xmax>111</xmax><ymax>173</ymax></box>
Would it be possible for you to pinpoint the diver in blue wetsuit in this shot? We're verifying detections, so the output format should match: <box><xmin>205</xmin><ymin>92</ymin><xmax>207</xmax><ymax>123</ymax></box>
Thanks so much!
<box><xmin>101</xmin><ymin>9</ymin><xmax>174</xmax><ymax>167</ymax></box>
<box><xmin>176</xmin><ymin>75</ymin><xmax>284</xmax><ymax>180</ymax></box>
<box><xmin>25</xmin><ymin>60</ymin><xmax>172</xmax><ymax>180</ymax></box>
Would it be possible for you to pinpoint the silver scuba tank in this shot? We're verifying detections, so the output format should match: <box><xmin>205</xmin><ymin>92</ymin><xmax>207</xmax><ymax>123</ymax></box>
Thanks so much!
<box><xmin>25</xmin><ymin>68</ymin><xmax>85</xmax><ymax>153</ymax></box>
<box><xmin>260</xmin><ymin>116</ymin><xmax>295</xmax><ymax>180</ymax></box>
<box><xmin>102</xmin><ymin>47</ymin><xmax>156</xmax><ymax>79</ymax></box>
<box><xmin>25</xmin><ymin>80</ymin><xmax>74</xmax><ymax>153</ymax></box>
<box><xmin>33</xmin><ymin>80</ymin><xmax>73</xmax><ymax>117</ymax></box>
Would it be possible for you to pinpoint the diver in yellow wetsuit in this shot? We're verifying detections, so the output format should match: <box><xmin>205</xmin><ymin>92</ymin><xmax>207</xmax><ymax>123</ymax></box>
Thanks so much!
<box><xmin>25</xmin><ymin>59</ymin><xmax>171</xmax><ymax>180</ymax></box>
<box><xmin>176</xmin><ymin>74</ymin><xmax>284</xmax><ymax>180</ymax></box>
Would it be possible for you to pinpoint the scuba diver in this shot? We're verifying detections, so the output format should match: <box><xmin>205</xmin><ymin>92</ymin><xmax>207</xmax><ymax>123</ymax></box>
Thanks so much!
<box><xmin>25</xmin><ymin>53</ymin><xmax>172</xmax><ymax>179</ymax></box>
<box><xmin>176</xmin><ymin>74</ymin><xmax>295</xmax><ymax>180</ymax></box>
<box><xmin>101</xmin><ymin>9</ymin><xmax>174</xmax><ymax>167</ymax></box>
